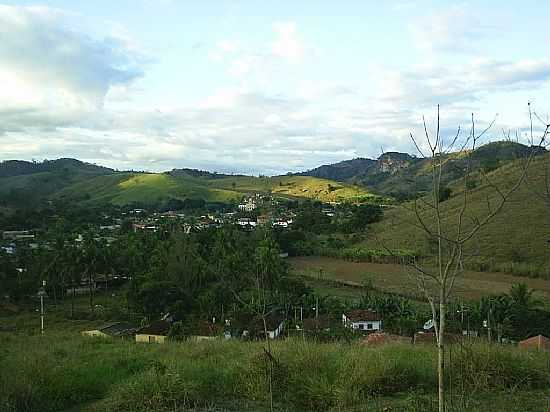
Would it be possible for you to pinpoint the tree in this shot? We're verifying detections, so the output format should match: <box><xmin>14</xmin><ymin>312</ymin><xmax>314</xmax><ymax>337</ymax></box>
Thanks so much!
<box><xmin>404</xmin><ymin>106</ymin><xmax>545</xmax><ymax>412</ymax></box>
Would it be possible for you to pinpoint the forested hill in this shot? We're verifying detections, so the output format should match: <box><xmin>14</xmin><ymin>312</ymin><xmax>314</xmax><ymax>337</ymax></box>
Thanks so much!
<box><xmin>298</xmin><ymin>141</ymin><xmax>547</xmax><ymax>200</ymax></box>
<box><xmin>0</xmin><ymin>141</ymin><xmax>546</xmax><ymax>209</ymax></box>
<box><xmin>0</xmin><ymin>158</ymin><xmax>113</xmax><ymax>178</ymax></box>
<box><xmin>0</xmin><ymin>159</ymin><xmax>376</xmax><ymax>209</ymax></box>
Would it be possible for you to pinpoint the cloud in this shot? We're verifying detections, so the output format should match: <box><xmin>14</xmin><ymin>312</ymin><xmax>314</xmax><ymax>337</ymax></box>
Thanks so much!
<box><xmin>411</xmin><ymin>6</ymin><xmax>492</xmax><ymax>55</ymax></box>
<box><xmin>372</xmin><ymin>58</ymin><xmax>550</xmax><ymax>108</ymax></box>
<box><xmin>0</xmin><ymin>5</ymin><xmax>146</xmax><ymax>133</ymax></box>
<box><xmin>271</xmin><ymin>21</ymin><xmax>306</xmax><ymax>63</ymax></box>
<box><xmin>209</xmin><ymin>21</ymin><xmax>311</xmax><ymax>81</ymax></box>
<box><xmin>1</xmin><ymin>5</ymin><xmax>550</xmax><ymax>176</ymax></box>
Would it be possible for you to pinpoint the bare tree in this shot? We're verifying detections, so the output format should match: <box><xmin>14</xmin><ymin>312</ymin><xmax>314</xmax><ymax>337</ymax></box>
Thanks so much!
<box><xmin>523</xmin><ymin>103</ymin><xmax>550</xmax><ymax>205</ymax></box>
<box><xmin>404</xmin><ymin>105</ymin><xmax>546</xmax><ymax>412</ymax></box>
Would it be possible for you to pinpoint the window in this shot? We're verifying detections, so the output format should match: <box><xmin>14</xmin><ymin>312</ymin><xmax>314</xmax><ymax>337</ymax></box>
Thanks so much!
<box><xmin>149</xmin><ymin>336</ymin><xmax>155</xmax><ymax>343</ymax></box>
<box><xmin>358</xmin><ymin>324</ymin><xmax>364</xmax><ymax>330</ymax></box>
<box><xmin>367</xmin><ymin>323</ymin><xmax>373</xmax><ymax>330</ymax></box>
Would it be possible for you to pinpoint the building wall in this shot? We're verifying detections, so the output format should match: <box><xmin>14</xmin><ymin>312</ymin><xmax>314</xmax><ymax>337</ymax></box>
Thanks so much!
<box><xmin>136</xmin><ymin>334</ymin><xmax>166</xmax><ymax>343</ymax></box>
<box><xmin>267</xmin><ymin>322</ymin><xmax>284</xmax><ymax>339</ymax></box>
<box><xmin>351</xmin><ymin>320</ymin><xmax>382</xmax><ymax>331</ymax></box>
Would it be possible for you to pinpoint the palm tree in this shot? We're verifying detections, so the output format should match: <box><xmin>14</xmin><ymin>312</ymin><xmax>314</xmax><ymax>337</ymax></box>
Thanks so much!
<box><xmin>509</xmin><ymin>283</ymin><xmax>539</xmax><ymax>310</ymax></box>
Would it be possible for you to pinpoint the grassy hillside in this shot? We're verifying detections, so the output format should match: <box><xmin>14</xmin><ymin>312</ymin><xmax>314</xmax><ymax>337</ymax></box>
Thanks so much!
<box><xmin>55</xmin><ymin>173</ymin><xmax>241</xmax><ymax>206</ymax></box>
<box><xmin>54</xmin><ymin>172</ymin><xmax>376</xmax><ymax>207</ymax></box>
<box><xmin>209</xmin><ymin>175</ymin><xmax>380</xmax><ymax>203</ymax></box>
<box><xmin>365</xmin><ymin>153</ymin><xmax>550</xmax><ymax>270</ymax></box>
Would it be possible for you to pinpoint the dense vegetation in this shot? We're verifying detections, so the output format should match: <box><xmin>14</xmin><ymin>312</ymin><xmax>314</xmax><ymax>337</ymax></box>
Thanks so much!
<box><xmin>1</xmin><ymin>333</ymin><xmax>550</xmax><ymax>412</ymax></box>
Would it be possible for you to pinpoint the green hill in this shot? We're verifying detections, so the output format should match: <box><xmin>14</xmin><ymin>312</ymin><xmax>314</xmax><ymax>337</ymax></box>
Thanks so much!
<box><xmin>300</xmin><ymin>141</ymin><xmax>547</xmax><ymax>200</ymax></box>
<box><xmin>0</xmin><ymin>159</ymin><xmax>114</xmax><ymax>208</ymax></box>
<box><xmin>54</xmin><ymin>172</ymin><xmax>377</xmax><ymax>207</ymax></box>
<box><xmin>0</xmin><ymin>159</ymin><xmax>377</xmax><ymax>208</ymax></box>
<box><xmin>364</xmin><ymin>152</ymin><xmax>550</xmax><ymax>270</ymax></box>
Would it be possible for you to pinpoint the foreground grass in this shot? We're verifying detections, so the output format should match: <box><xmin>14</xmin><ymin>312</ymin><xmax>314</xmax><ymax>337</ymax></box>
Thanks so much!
<box><xmin>1</xmin><ymin>331</ymin><xmax>550</xmax><ymax>412</ymax></box>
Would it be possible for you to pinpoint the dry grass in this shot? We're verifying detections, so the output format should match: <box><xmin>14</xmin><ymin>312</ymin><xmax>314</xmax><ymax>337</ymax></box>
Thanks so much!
<box><xmin>290</xmin><ymin>256</ymin><xmax>550</xmax><ymax>302</ymax></box>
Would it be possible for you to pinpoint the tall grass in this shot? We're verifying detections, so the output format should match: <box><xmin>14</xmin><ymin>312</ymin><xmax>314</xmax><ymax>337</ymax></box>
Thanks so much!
<box><xmin>465</xmin><ymin>259</ymin><xmax>550</xmax><ymax>280</ymax></box>
<box><xmin>1</xmin><ymin>333</ymin><xmax>550</xmax><ymax>411</ymax></box>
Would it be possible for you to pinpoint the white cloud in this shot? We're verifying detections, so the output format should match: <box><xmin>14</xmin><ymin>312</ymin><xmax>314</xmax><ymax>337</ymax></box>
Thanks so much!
<box><xmin>0</xmin><ymin>5</ymin><xmax>146</xmax><ymax>133</ymax></box>
<box><xmin>271</xmin><ymin>21</ymin><xmax>306</xmax><ymax>63</ymax></box>
<box><xmin>411</xmin><ymin>6</ymin><xmax>492</xmax><ymax>55</ymax></box>
<box><xmin>1</xmin><ymin>4</ymin><xmax>550</xmax><ymax>175</ymax></box>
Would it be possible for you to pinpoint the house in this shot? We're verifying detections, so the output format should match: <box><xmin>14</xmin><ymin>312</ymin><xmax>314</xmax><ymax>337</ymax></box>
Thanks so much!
<box><xmin>135</xmin><ymin>320</ymin><xmax>171</xmax><ymax>343</ymax></box>
<box><xmin>238</xmin><ymin>199</ymin><xmax>256</xmax><ymax>212</ymax></box>
<box><xmin>244</xmin><ymin>315</ymin><xmax>285</xmax><ymax>340</ymax></box>
<box><xmin>1</xmin><ymin>244</ymin><xmax>16</xmax><ymax>254</ymax></box>
<box><xmin>81</xmin><ymin>322</ymin><xmax>137</xmax><ymax>339</ymax></box>
<box><xmin>342</xmin><ymin>310</ymin><xmax>382</xmax><ymax>332</ymax></box>
<box><xmin>2</xmin><ymin>230</ymin><xmax>34</xmax><ymax>241</ymax></box>
<box><xmin>518</xmin><ymin>335</ymin><xmax>550</xmax><ymax>350</ymax></box>
<box><xmin>272</xmin><ymin>221</ymin><xmax>288</xmax><ymax>228</ymax></box>
<box><xmin>264</xmin><ymin>316</ymin><xmax>284</xmax><ymax>339</ymax></box>
<box><xmin>237</xmin><ymin>218</ymin><xmax>257</xmax><ymax>228</ymax></box>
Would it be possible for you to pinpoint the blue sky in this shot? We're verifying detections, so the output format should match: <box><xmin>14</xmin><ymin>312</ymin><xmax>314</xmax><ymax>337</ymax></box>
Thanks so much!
<box><xmin>1</xmin><ymin>1</ymin><xmax>549</xmax><ymax>174</ymax></box>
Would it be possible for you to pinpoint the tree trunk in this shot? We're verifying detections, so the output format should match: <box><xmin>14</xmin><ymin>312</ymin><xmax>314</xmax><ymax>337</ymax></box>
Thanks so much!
<box><xmin>89</xmin><ymin>273</ymin><xmax>94</xmax><ymax>312</ymax></box>
<box><xmin>438</xmin><ymin>299</ymin><xmax>446</xmax><ymax>412</ymax></box>
<box><xmin>71</xmin><ymin>285</ymin><xmax>75</xmax><ymax>319</ymax></box>
<box><xmin>262</xmin><ymin>316</ymin><xmax>274</xmax><ymax>412</ymax></box>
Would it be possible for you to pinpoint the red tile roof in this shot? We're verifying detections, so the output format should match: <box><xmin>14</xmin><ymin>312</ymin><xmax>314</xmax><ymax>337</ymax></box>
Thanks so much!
<box><xmin>344</xmin><ymin>310</ymin><xmax>382</xmax><ymax>322</ymax></box>
<box><xmin>518</xmin><ymin>335</ymin><xmax>550</xmax><ymax>350</ymax></box>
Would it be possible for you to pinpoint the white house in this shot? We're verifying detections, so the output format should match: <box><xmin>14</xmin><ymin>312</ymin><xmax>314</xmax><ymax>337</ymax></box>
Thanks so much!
<box><xmin>238</xmin><ymin>200</ymin><xmax>256</xmax><ymax>212</ymax></box>
<box><xmin>342</xmin><ymin>310</ymin><xmax>383</xmax><ymax>332</ymax></box>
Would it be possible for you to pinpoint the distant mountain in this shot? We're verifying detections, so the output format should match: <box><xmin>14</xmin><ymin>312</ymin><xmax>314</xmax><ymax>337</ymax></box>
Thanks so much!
<box><xmin>298</xmin><ymin>141</ymin><xmax>546</xmax><ymax>200</ymax></box>
<box><xmin>0</xmin><ymin>158</ymin><xmax>113</xmax><ymax>178</ymax></box>
<box><xmin>0</xmin><ymin>158</ymin><xmax>376</xmax><ymax>209</ymax></box>
<box><xmin>1</xmin><ymin>141</ymin><xmax>545</xmax><ymax>209</ymax></box>
<box><xmin>167</xmin><ymin>168</ymin><xmax>245</xmax><ymax>180</ymax></box>
<box><xmin>297</xmin><ymin>158</ymin><xmax>377</xmax><ymax>181</ymax></box>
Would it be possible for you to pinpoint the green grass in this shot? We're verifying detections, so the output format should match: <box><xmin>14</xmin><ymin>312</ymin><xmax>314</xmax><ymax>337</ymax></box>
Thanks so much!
<box><xmin>54</xmin><ymin>172</ymin><xmax>376</xmax><ymax>207</ymax></box>
<box><xmin>209</xmin><ymin>175</ymin><xmax>381</xmax><ymax>203</ymax></box>
<box><xmin>366</xmin><ymin>153</ymin><xmax>550</xmax><ymax>269</ymax></box>
<box><xmin>2</xmin><ymin>328</ymin><xmax>550</xmax><ymax>412</ymax></box>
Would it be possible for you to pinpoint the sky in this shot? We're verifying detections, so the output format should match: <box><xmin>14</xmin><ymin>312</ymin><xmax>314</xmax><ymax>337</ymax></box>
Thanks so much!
<box><xmin>1</xmin><ymin>0</ymin><xmax>550</xmax><ymax>175</ymax></box>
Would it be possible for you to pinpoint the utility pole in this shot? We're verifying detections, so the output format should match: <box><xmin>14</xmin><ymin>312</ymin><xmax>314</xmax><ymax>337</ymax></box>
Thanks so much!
<box><xmin>488</xmin><ymin>307</ymin><xmax>492</xmax><ymax>343</ymax></box>
<box><xmin>315</xmin><ymin>296</ymin><xmax>319</xmax><ymax>319</ymax></box>
<box><xmin>300</xmin><ymin>306</ymin><xmax>304</xmax><ymax>341</ymax></box>
<box><xmin>38</xmin><ymin>280</ymin><xmax>47</xmax><ymax>335</ymax></box>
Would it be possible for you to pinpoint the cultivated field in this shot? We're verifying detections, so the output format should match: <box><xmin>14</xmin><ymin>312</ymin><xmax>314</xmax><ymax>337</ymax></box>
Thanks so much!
<box><xmin>290</xmin><ymin>256</ymin><xmax>550</xmax><ymax>302</ymax></box>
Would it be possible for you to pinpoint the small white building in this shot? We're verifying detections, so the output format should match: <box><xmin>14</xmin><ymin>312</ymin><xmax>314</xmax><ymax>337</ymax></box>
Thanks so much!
<box><xmin>342</xmin><ymin>310</ymin><xmax>383</xmax><ymax>332</ymax></box>
<box><xmin>238</xmin><ymin>199</ymin><xmax>257</xmax><ymax>212</ymax></box>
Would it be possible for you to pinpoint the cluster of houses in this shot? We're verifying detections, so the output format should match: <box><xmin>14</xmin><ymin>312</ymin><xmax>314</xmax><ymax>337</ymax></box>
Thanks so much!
<box><xmin>81</xmin><ymin>310</ymin><xmax>384</xmax><ymax>344</ymax></box>
<box><xmin>1</xmin><ymin>230</ymin><xmax>37</xmax><ymax>255</ymax></box>
<box><xmin>129</xmin><ymin>208</ymin><xmax>296</xmax><ymax>233</ymax></box>
<box><xmin>80</xmin><ymin>308</ymin><xmax>550</xmax><ymax>351</ymax></box>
